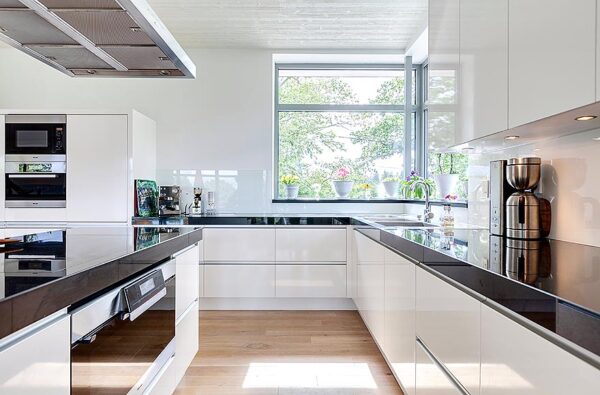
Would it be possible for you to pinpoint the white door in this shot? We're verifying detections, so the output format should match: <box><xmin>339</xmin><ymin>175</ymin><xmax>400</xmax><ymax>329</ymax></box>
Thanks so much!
<box><xmin>66</xmin><ymin>115</ymin><xmax>128</xmax><ymax>222</ymax></box>
<box><xmin>508</xmin><ymin>0</ymin><xmax>596</xmax><ymax>128</ymax></box>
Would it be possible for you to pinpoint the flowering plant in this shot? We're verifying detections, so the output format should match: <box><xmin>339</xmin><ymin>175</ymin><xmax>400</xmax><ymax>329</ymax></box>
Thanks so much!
<box><xmin>400</xmin><ymin>170</ymin><xmax>435</xmax><ymax>199</ymax></box>
<box><xmin>444</xmin><ymin>194</ymin><xmax>458</xmax><ymax>201</ymax></box>
<box><xmin>334</xmin><ymin>167</ymin><xmax>351</xmax><ymax>181</ymax></box>
<box><xmin>359</xmin><ymin>183</ymin><xmax>372</xmax><ymax>190</ymax></box>
<box><xmin>280</xmin><ymin>174</ymin><xmax>299</xmax><ymax>185</ymax></box>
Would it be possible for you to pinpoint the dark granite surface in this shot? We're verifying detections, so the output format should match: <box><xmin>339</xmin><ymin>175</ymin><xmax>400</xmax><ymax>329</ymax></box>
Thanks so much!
<box><xmin>0</xmin><ymin>226</ymin><xmax>202</xmax><ymax>339</ymax></box>
<box><xmin>356</xmin><ymin>225</ymin><xmax>600</xmax><ymax>358</ymax></box>
<box><xmin>133</xmin><ymin>214</ymin><xmax>355</xmax><ymax>226</ymax></box>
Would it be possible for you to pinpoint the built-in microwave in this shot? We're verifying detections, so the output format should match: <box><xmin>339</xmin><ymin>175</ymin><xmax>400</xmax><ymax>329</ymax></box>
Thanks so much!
<box><xmin>5</xmin><ymin>114</ymin><xmax>66</xmax><ymax>156</ymax></box>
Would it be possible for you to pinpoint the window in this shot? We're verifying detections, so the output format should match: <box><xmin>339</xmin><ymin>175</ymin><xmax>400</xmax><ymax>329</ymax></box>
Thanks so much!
<box><xmin>274</xmin><ymin>64</ymin><xmax>419</xmax><ymax>200</ymax></box>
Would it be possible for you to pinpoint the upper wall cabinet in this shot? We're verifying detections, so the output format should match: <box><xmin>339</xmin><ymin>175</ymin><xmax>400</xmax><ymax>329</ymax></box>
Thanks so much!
<box><xmin>508</xmin><ymin>0</ymin><xmax>596</xmax><ymax>128</ymax></box>
<box><xmin>428</xmin><ymin>0</ymin><xmax>460</xmax><ymax>150</ymax></box>
<box><xmin>459</xmin><ymin>0</ymin><xmax>508</xmax><ymax>141</ymax></box>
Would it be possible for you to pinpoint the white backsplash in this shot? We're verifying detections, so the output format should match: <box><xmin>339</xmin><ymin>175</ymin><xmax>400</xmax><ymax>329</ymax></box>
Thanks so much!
<box><xmin>468</xmin><ymin>128</ymin><xmax>600</xmax><ymax>247</ymax></box>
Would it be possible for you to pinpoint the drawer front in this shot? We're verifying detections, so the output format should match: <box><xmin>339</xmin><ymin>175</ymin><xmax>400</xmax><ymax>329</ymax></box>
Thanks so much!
<box><xmin>176</xmin><ymin>245</ymin><xmax>200</xmax><ymax>318</ymax></box>
<box><xmin>481</xmin><ymin>304</ymin><xmax>600</xmax><ymax>395</ymax></box>
<box><xmin>276</xmin><ymin>228</ymin><xmax>347</xmax><ymax>262</ymax></box>
<box><xmin>355</xmin><ymin>231</ymin><xmax>385</xmax><ymax>264</ymax></box>
<box><xmin>416</xmin><ymin>339</ymin><xmax>464</xmax><ymax>395</ymax></box>
<box><xmin>175</xmin><ymin>301</ymin><xmax>199</xmax><ymax>385</ymax></box>
<box><xmin>204</xmin><ymin>265</ymin><xmax>275</xmax><ymax>297</ymax></box>
<box><xmin>275</xmin><ymin>265</ymin><xmax>346</xmax><ymax>297</ymax></box>
<box><xmin>416</xmin><ymin>268</ymin><xmax>480</xmax><ymax>394</ymax></box>
<box><xmin>204</xmin><ymin>228</ymin><xmax>275</xmax><ymax>261</ymax></box>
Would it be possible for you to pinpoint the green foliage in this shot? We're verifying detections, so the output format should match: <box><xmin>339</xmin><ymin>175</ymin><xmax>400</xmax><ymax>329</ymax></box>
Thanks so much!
<box><xmin>401</xmin><ymin>174</ymin><xmax>436</xmax><ymax>200</ymax></box>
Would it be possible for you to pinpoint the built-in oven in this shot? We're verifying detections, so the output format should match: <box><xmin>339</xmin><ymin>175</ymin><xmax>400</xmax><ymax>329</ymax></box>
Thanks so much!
<box><xmin>5</xmin><ymin>157</ymin><xmax>67</xmax><ymax>208</ymax></box>
<box><xmin>70</xmin><ymin>260</ymin><xmax>176</xmax><ymax>395</ymax></box>
<box><xmin>5</xmin><ymin>114</ymin><xmax>66</xmax><ymax>156</ymax></box>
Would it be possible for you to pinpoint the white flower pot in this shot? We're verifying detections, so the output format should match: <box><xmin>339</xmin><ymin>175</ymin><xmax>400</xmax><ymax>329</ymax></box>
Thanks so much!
<box><xmin>434</xmin><ymin>174</ymin><xmax>459</xmax><ymax>199</ymax></box>
<box><xmin>382</xmin><ymin>181</ymin><xmax>400</xmax><ymax>198</ymax></box>
<box><xmin>285</xmin><ymin>185</ymin><xmax>299</xmax><ymax>199</ymax></box>
<box><xmin>332</xmin><ymin>180</ymin><xmax>354</xmax><ymax>198</ymax></box>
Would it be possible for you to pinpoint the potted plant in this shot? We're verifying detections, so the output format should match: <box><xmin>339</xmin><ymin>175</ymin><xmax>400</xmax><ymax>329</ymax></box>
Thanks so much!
<box><xmin>382</xmin><ymin>176</ymin><xmax>400</xmax><ymax>198</ymax></box>
<box><xmin>359</xmin><ymin>183</ymin><xmax>373</xmax><ymax>199</ymax></box>
<box><xmin>280</xmin><ymin>174</ymin><xmax>300</xmax><ymax>199</ymax></box>
<box><xmin>332</xmin><ymin>167</ymin><xmax>354</xmax><ymax>198</ymax></box>
<box><xmin>433</xmin><ymin>153</ymin><xmax>460</xmax><ymax>198</ymax></box>
<box><xmin>401</xmin><ymin>170</ymin><xmax>436</xmax><ymax>199</ymax></box>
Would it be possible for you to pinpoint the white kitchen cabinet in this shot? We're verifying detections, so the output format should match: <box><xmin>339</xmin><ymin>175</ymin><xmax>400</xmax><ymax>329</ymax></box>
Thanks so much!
<box><xmin>0</xmin><ymin>314</ymin><xmax>70</xmax><ymax>395</ymax></box>
<box><xmin>416</xmin><ymin>339</ymin><xmax>463</xmax><ymax>395</ymax></box>
<box><xmin>203</xmin><ymin>228</ymin><xmax>275</xmax><ymax>262</ymax></box>
<box><xmin>480</xmin><ymin>304</ymin><xmax>600</xmax><ymax>395</ymax></box>
<box><xmin>384</xmin><ymin>248</ymin><xmax>416</xmax><ymax>395</ymax></box>
<box><xmin>459</xmin><ymin>0</ymin><xmax>508</xmax><ymax>142</ymax></box>
<box><xmin>66</xmin><ymin>115</ymin><xmax>128</xmax><ymax>222</ymax></box>
<box><xmin>175</xmin><ymin>244</ymin><xmax>200</xmax><ymax>319</ymax></box>
<box><xmin>416</xmin><ymin>268</ymin><xmax>480</xmax><ymax>395</ymax></box>
<box><xmin>355</xmin><ymin>232</ymin><xmax>385</xmax><ymax>348</ymax></box>
<box><xmin>508</xmin><ymin>0</ymin><xmax>596</xmax><ymax>128</ymax></box>
<box><xmin>175</xmin><ymin>301</ymin><xmax>199</xmax><ymax>386</ymax></box>
<box><xmin>146</xmin><ymin>356</ymin><xmax>176</xmax><ymax>395</ymax></box>
<box><xmin>0</xmin><ymin>115</ymin><xmax>4</xmax><ymax>222</ymax></box>
<box><xmin>428</xmin><ymin>0</ymin><xmax>460</xmax><ymax>149</ymax></box>
<box><xmin>204</xmin><ymin>264</ymin><xmax>275</xmax><ymax>297</ymax></box>
<box><xmin>275</xmin><ymin>228</ymin><xmax>347</xmax><ymax>262</ymax></box>
<box><xmin>275</xmin><ymin>265</ymin><xmax>346</xmax><ymax>298</ymax></box>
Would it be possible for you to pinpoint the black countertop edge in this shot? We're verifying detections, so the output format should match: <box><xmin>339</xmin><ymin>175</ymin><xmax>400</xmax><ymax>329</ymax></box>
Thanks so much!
<box><xmin>0</xmin><ymin>228</ymin><xmax>203</xmax><ymax>340</ymax></box>
<box><xmin>272</xmin><ymin>199</ymin><xmax>468</xmax><ymax>208</ymax></box>
<box><xmin>353</xmin><ymin>226</ymin><xmax>600</xmax><ymax>366</ymax></box>
<box><xmin>134</xmin><ymin>215</ymin><xmax>357</xmax><ymax>226</ymax></box>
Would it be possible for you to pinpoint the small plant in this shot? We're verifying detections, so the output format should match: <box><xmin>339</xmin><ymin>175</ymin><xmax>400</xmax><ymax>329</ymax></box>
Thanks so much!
<box><xmin>359</xmin><ymin>183</ymin><xmax>372</xmax><ymax>190</ymax></box>
<box><xmin>334</xmin><ymin>167</ymin><xmax>351</xmax><ymax>181</ymax></box>
<box><xmin>401</xmin><ymin>170</ymin><xmax>435</xmax><ymax>199</ymax></box>
<box><xmin>382</xmin><ymin>176</ymin><xmax>400</xmax><ymax>183</ymax></box>
<box><xmin>445</xmin><ymin>194</ymin><xmax>458</xmax><ymax>201</ymax></box>
<box><xmin>280</xmin><ymin>174</ymin><xmax>299</xmax><ymax>185</ymax></box>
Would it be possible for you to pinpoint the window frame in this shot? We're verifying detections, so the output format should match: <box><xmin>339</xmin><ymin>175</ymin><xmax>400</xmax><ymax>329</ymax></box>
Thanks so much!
<box><xmin>273</xmin><ymin>61</ymin><xmax>425</xmax><ymax>202</ymax></box>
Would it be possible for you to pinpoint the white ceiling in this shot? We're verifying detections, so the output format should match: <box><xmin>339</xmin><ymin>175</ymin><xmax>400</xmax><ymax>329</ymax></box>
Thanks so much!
<box><xmin>147</xmin><ymin>0</ymin><xmax>428</xmax><ymax>50</ymax></box>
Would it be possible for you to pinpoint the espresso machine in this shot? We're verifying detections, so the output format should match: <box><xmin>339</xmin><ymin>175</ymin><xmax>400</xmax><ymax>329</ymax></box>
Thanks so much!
<box><xmin>159</xmin><ymin>185</ymin><xmax>181</xmax><ymax>216</ymax></box>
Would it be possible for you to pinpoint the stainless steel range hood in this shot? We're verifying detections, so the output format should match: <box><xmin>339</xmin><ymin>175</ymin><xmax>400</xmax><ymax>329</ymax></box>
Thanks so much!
<box><xmin>0</xmin><ymin>0</ymin><xmax>196</xmax><ymax>78</ymax></box>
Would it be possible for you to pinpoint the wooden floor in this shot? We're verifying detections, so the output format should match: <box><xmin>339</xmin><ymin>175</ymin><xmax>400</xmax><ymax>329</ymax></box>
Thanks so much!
<box><xmin>174</xmin><ymin>311</ymin><xmax>404</xmax><ymax>395</ymax></box>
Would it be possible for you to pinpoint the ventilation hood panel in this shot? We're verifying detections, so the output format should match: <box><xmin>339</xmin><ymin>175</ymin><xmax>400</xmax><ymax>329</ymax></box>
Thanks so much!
<box><xmin>0</xmin><ymin>0</ymin><xmax>196</xmax><ymax>78</ymax></box>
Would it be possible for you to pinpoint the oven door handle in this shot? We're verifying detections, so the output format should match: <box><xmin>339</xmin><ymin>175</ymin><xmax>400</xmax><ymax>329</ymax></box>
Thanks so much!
<box><xmin>123</xmin><ymin>287</ymin><xmax>167</xmax><ymax>321</ymax></box>
<box><xmin>8</xmin><ymin>174</ymin><xmax>58</xmax><ymax>178</ymax></box>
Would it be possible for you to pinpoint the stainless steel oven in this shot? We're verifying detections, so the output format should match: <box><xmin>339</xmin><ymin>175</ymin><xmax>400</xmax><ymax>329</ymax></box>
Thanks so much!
<box><xmin>5</xmin><ymin>114</ymin><xmax>66</xmax><ymax>156</ymax></box>
<box><xmin>5</xmin><ymin>156</ymin><xmax>67</xmax><ymax>208</ymax></box>
<box><xmin>70</xmin><ymin>261</ymin><xmax>176</xmax><ymax>395</ymax></box>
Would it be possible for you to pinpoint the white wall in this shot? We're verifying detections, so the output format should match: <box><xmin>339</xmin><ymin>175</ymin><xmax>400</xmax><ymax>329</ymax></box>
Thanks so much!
<box><xmin>0</xmin><ymin>47</ymin><xmax>406</xmax><ymax>214</ymax></box>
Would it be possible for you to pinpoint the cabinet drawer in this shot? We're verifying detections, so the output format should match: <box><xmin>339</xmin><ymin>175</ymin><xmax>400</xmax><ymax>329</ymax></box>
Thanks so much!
<box><xmin>176</xmin><ymin>245</ymin><xmax>199</xmax><ymax>318</ymax></box>
<box><xmin>416</xmin><ymin>339</ymin><xmax>464</xmax><ymax>395</ymax></box>
<box><xmin>204</xmin><ymin>265</ymin><xmax>275</xmax><ymax>297</ymax></box>
<box><xmin>204</xmin><ymin>228</ymin><xmax>275</xmax><ymax>261</ymax></box>
<box><xmin>481</xmin><ymin>304</ymin><xmax>600</xmax><ymax>395</ymax></box>
<box><xmin>354</xmin><ymin>231</ymin><xmax>385</xmax><ymax>264</ymax></box>
<box><xmin>276</xmin><ymin>228</ymin><xmax>346</xmax><ymax>262</ymax></box>
<box><xmin>175</xmin><ymin>301</ymin><xmax>199</xmax><ymax>385</ymax></box>
<box><xmin>275</xmin><ymin>265</ymin><xmax>346</xmax><ymax>297</ymax></box>
<box><xmin>416</xmin><ymin>268</ymin><xmax>480</xmax><ymax>394</ymax></box>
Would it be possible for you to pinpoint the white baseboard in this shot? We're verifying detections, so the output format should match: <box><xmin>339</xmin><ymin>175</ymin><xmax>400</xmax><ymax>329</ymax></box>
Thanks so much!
<box><xmin>199</xmin><ymin>297</ymin><xmax>357</xmax><ymax>310</ymax></box>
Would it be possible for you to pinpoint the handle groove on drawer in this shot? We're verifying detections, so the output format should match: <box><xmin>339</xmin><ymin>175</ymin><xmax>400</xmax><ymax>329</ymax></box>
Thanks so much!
<box><xmin>416</xmin><ymin>337</ymin><xmax>471</xmax><ymax>395</ymax></box>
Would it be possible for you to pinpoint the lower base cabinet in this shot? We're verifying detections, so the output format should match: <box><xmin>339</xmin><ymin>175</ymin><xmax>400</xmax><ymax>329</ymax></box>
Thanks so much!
<box><xmin>480</xmin><ymin>304</ymin><xmax>600</xmax><ymax>395</ymax></box>
<box><xmin>204</xmin><ymin>265</ymin><xmax>275</xmax><ymax>297</ymax></box>
<box><xmin>175</xmin><ymin>301</ymin><xmax>199</xmax><ymax>385</ymax></box>
<box><xmin>416</xmin><ymin>339</ymin><xmax>463</xmax><ymax>395</ymax></box>
<box><xmin>275</xmin><ymin>265</ymin><xmax>346</xmax><ymax>297</ymax></box>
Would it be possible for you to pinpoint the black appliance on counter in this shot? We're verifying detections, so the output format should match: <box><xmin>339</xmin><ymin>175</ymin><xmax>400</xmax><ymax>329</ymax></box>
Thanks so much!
<box><xmin>70</xmin><ymin>260</ymin><xmax>176</xmax><ymax>395</ymax></box>
<box><xmin>3</xmin><ymin>231</ymin><xmax>66</xmax><ymax>297</ymax></box>
<box><xmin>159</xmin><ymin>185</ymin><xmax>182</xmax><ymax>216</ymax></box>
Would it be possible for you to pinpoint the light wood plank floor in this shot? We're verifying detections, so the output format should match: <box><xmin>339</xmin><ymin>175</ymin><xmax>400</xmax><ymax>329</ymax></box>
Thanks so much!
<box><xmin>174</xmin><ymin>311</ymin><xmax>404</xmax><ymax>395</ymax></box>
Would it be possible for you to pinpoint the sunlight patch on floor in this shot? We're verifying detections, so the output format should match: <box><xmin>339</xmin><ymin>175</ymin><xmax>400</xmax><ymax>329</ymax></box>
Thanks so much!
<box><xmin>242</xmin><ymin>362</ymin><xmax>378</xmax><ymax>389</ymax></box>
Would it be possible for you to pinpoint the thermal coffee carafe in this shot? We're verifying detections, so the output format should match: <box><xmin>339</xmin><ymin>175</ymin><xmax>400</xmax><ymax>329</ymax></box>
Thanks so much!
<box><xmin>190</xmin><ymin>187</ymin><xmax>203</xmax><ymax>215</ymax></box>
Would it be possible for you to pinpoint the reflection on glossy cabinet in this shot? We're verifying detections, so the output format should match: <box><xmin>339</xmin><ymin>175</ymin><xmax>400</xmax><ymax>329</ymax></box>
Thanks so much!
<box><xmin>384</xmin><ymin>249</ymin><xmax>416</xmax><ymax>395</ymax></box>
<box><xmin>275</xmin><ymin>228</ymin><xmax>347</xmax><ymax>262</ymax></box>
<box><xmin>459</xmin><ymin>0</ymin><xmax>508</xmax><ymax>141</ymax></box>
<box><xmin>480</xmin><ymin>304</ymin><xmax>600</xmax><ymax>395</ymax></box>
<box><xmin>176</xmin><ymin>245</ymin><xmax>200</xmax><ymax>318</ymax></box>
<box><xmin>428</xmin><ymin>0</ymin><xmax>460</xmax><ymax>149</ymax></box>
<box><xmin>416</xmin><ymin>340</ymin><xmax>463</xmax><ymax>395</ymax></box>
<box><xmin>508</xmin><ymin>0</ymin><xmax>596</xmax><ymax>128</ymax></box>
<box><xmin>416</xmin><ymin>268</ymin><xmax>480</xmax><ymax>395</ymax></box>
<box><xmin>203</xmin><ymin>228</ymin><xmax>275</xmax><ymax>262</ymax></box>
<box><xmin>275</xmin><ymin>265</ymin><xmax>346</xmax><ymax>298</ymax></box>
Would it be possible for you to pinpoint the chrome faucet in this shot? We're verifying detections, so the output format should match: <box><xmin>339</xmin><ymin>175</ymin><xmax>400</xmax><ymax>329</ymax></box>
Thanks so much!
<box><xmin>411</xmin><ymin>180</ymin><xmax>434</xmax><ymax>223</ymax></box>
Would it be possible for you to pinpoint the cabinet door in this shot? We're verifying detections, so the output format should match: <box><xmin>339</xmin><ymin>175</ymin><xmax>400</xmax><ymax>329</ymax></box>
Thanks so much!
<box><xmin>428</xmin><ymin>0</ymin><xmax>460</xmax><ymax>149</ymax></box>
<box><xmin>203</xmin><ymin>228</ymin><xmax>275</xmax><ymax>262</ymax></box>
<box><xmin>384</xmin><ymin>249</ymin><xmax>416</xmax><ymax>395</ymax></box>
<box><xmin>275</xmin><ymin>265</ymin><xmax>346</xmax><ymax>298</ymax></box>
<box><xmin>0</xmin><ymin>315</ymin><xmax>70</xmax><ymax>395</ymax></box>
<box><xmin>508</xmin><ymin>0</ymin><xmax>596</xmax><ymax>128</ymax></box>
<box><xmin>416</xmin><ymin>340</ymin><xmax>463</xmax><ymax>395</ymax></box>
<box><xmin>176</xmin><ymin>245</ymin><xmax>200</xmax><ymax>319</ymax></box>
<box><xmin>481</xmin><ymin>304</ymin><xmax>600</xmax><ymax>395</ymax></box>
<box><xmin>275</xmin><ymin>228</ymin><xmax>347</xmax><ymax>262</ymax></box>
<box><xmin>204</xmin><ymin>265</ymin><xmax>275</xmax><ymax>297</ymax></box>
<box><xmin>459</xmin><ymin>0</ymin><xmax>508</xmax><ymax>142</ymax></box>
<box><xmin>66</xmin><ymin>115</ymin><xmax>128</xmax><ymax>222</ymax></box>
<box><xmin>416</xmin><ymin>268</ymin><xmax>480</xmax><ymax>394</ymax></box>
<box><xmin>175</xmin><ymin>301</ymin><xmax>199</xmax><ymax>386</ymax></box>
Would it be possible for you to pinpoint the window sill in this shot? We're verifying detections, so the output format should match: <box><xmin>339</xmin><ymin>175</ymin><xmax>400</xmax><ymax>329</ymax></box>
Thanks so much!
<box><xmin>272</xmin><ymin>198</ymin><xmax>468</xmax><ymax>208</ymax></box>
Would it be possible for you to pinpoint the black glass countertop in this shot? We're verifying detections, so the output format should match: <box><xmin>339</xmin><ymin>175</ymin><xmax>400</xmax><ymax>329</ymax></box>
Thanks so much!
<box><xmin>0</xmin><ymin>226</ymin><xmax>202</xmax><ymax>339</ymax></box>
<box><xmin>132</xmin><ymin>214</ymin><xmax>354</xmax><ymax>226</ymax></box>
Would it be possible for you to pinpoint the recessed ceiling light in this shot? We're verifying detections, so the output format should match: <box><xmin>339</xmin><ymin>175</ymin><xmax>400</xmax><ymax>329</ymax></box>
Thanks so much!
<box><xmin>593</xmin><ymin>137</ymin><xmax>600</xmax><ymax>141</ymax></box>
<box><xmin>0</xmin><ymin>26</ymin><xmax>6</xmax><ymax>33</ymax></box>
<box><xmin>86</xmin><ymin>69</ymin><xmax>96</xmax><ymax>75</ymax></box>
<box><xmin>159</xmin><ymin>56</ymin><xmax>170</xmax><ymax>61</ymax></box>
<box><xmin>159</xmin><ymin>70</ymin><xmax>170</xmax><ymax>76</ymax></box>
<box><xmin>46</xmin><ymin>56</ymin><xmax>56</xmax><ymax>61</ymax></box>
<box><xmin>575</xmin><ymin>115</ymin><xmax>597</xmax><ymax>121</ymax></box>
<box><xmin>129</xmin><ymin>26</ymin><xmax>142</xmax><ymax>32</ymax></box>
<box><xmin>505</xmin><ymin>135</ymin><xmax>520</xmax><ymax>140</ymax></box>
